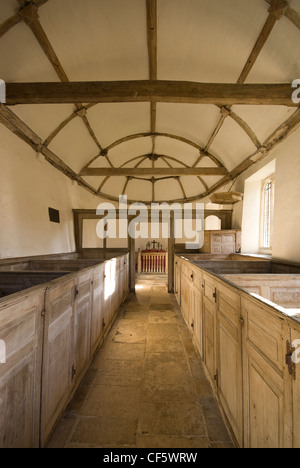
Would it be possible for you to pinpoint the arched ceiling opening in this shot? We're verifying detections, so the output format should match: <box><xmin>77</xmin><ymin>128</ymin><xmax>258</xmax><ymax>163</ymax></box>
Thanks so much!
<box><xmin>0</xmin><ymin>0</ymin><xmax>300</xmax><ymax>204</ymax></box>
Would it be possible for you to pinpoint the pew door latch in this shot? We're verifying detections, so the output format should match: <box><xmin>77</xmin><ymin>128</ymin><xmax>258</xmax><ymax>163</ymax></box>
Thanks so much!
<box><xmin>286</xmin><ymin>341</ymin><xmax>296</xmax><ymax>380</ymax></box>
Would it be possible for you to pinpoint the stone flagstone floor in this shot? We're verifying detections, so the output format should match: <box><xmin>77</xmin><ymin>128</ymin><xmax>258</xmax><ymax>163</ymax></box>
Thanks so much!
<box><xmin>47</xmin><ymin>274</ymin><xmax>234</xmax><ymax>448</ymax></box>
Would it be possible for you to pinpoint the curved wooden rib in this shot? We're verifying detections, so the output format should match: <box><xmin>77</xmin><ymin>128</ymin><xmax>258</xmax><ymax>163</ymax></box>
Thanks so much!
<box><xmin>99</xmin><ymin>154</ymin><xmax>149</xmax><ymax>193</ymax></box>
<box><xmin>0</xmin><ymin>14</ymin><xmax>22</xmax><ymax>39</ymax></box>
<box><xmin>159</xmin><ymin>157</ymin><xmax>186</xmax><ymax>199</ymax></box>
<box><xmin>229</xmin><ymin>109</ymin><xmax>261</xmax><ymax>149</ymax></box>
<box><xmin>97</xmin><ymin>176</ymin><xmax>110</xmax><ymax>192</ymax></box>
<box><xmin>0</xmin><ymin>1</ymin><xmax>50</xmax><ymax>39</ymax></box>
<box><xmin>203</xmin><ymin>0</ymin><xmax>288</xmax><ymax>159</ymax></box>
<box><xmin>104</xmin><ymin>132</ymin><xmax>227</xmax><ymax>171</ymax></box>
<box><xmin>44</xmin><ymin>104</ymin><xmax>96</xmax><ymax>147</ymax></box>
<box><xmin>161</xmin><ymin>155</ymin><xmax>209</xmax><ymax>193</ymax></box>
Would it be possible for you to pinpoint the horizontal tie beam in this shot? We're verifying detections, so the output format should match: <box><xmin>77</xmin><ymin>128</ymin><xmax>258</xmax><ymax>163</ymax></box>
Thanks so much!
<box><xmin>4</xmin><ymin>80</ymin><xmax>298</xmax><ymax>106</ymax></box>
<box><xmin>80</xmin><ymin>167</ymin><xmax>228</xmax><ymax>177</ymax></box>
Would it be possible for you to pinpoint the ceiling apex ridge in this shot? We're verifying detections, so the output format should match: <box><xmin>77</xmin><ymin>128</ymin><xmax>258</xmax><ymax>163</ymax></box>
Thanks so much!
<box><xmin>19</xmin><ymin>2</ymin><xmax>39</xmax><ymax>25</ymax></box>
<box><xmin>75</xmin><ymin>107</ymin><xmax>87</xmax><ymax>118</ymax></box>
<box><xmin>269</xmin><ymin>0</ymin><xmax>288</xmax><ymax>20</ymax></box>
<box><xmin>220</xmin><ymin>106</ymin><xmax>231</xmax><ymax>117</ymax></box>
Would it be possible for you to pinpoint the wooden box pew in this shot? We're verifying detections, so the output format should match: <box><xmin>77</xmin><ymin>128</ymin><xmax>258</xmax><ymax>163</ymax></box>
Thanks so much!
<box><xmin>174</xmin><ymin>254</ymin><xmax>300</xmax><ymax>448</ymax></box>
<box><xmin>0</xmin><ymin>284</ymin><xmax>45</xmax><ymax>447</ymax></box>
<box><xmin>28</xmin><ymin>259</ymin><xmax>103</xmax><ymax>271</ymax></box>
<box><xmin>190</xmin><ymin>260</ymin><xmax>272</xmax><ymax>275</ymax></box>
<box><xmin>221</xmin><ymin>274</ymin><xmax>300</xmax><ymax>309</ymax></box>
<box><xmin>0</xmin><ymin>271</ymin><xmax>71</xmax><ymax>298</ymax></box>
<box><xmin>0</xmin><ymin>261</ymin><xmax>31</xmax><ymax>271</ymax></box>
<box><xmin>0</xmin><ymin>254</ymin><xmax>129</xmax><ymax>448</ymax></box>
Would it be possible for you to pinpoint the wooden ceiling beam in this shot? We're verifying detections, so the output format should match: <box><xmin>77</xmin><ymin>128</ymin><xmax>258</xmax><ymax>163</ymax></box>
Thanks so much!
<box><xmin>205</xmin><ymin>0</ymin><xmax>288</xmax><ymax>153</ymax></box>
<box><xmin>19</xmin><ymin>2</ymin><xmax>69</xmax><ymax>83</ymax></box>
<box><xmin>18</xmin><ymin>1</ymin><xmax>104</xmax><ymax>152</ymax></box>
<box><xmin>264</xmin><ymin>0</ymin><xmax>300</xmax><ymax>31</ymax></box>
<box><xmin>0</xmin><ymin>0</ymin><xmax>50</xmax><ymax>39</ymax></box>
<box><xmin>147</xmin><ymin>0</ymin><xmax>158</xmax><ymax>148</ymax></box>
<box><xmin>1</xmin><ymin>104</ymin><xmax>300</xmax><ymax>205</ymax></box>
<box><xmin>238</xmin><ymin>0</ymin><xmax>288</xmax><ymax>84</ymax></box>
<box><xmin>5</xmin><ymin>80</ymin><xmax>298</xmax><ymax>106</ymax></box>
<box><xmin>80</xmin><ymin>167</ymin><xmax>228</xmax><ymax>177</ymax></box>
<box><xmin>147</xmin><ymin>0</ymin><xmax>158</xmax><ymax>81</ymax></box>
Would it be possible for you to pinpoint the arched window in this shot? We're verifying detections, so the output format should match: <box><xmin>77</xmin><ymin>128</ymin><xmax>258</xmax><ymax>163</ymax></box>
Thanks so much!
<box><xmin>261</xmin><ymin>176</ymin><xmax>275</xmax><ymax>252</ymax></box>
<box><xmin>205</xmin><ymin>215</ymin><xmax>221</xmax><ymax>231</ymax></box>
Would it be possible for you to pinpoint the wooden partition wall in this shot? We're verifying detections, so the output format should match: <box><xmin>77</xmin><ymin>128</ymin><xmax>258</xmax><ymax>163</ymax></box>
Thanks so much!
<box><xmin>174</xmin><ymin>255</ymin><xmax>300</xmax><ymax>448</ymax></box>
<box><xmin>0</xmin><ymin>254</ymin><xmax>129</xmax><ymax>448</ymax></box>
<box><xmin>73</xmin><ymin>208</ymin><xmax>233</xmax><ymax>294</ymax></box>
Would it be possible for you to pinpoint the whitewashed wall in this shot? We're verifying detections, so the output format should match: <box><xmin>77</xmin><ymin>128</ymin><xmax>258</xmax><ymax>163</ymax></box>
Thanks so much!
<box><xmin>0</xmin><ymin>125</ymin><xmax>97</xmax><ymax>259</ymax></box>
<box><xmin>232</xmin><ymin>127</ymin><xmax>300</xmax><ymax>262</ymax></box>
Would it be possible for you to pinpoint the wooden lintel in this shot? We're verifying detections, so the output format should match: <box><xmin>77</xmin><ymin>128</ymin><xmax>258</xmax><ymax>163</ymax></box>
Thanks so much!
<box><xmin>80</xmin><ymin>167</ymin><xmax>227</xmax><ymax>177</ymax></box>
<box><xmin>5</xmin><ymin>81</ymin><xmax>298</xmax><ymax>106</ymax></box>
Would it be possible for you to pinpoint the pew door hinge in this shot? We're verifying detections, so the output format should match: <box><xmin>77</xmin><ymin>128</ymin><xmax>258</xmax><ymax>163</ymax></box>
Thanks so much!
<box><xmin>213</xmin><ymin>288</ymin><xmax>217</xmax><ymax>303</ymax></box>
<box><xmin>214</xmin><ymin>371</ymin><xmax>219</xmax><ymax>388</ymax></box>
<box><xmin>286</xmin><ymin>341</ymin><xmax>296</xmax><ymax>380</ymax></box>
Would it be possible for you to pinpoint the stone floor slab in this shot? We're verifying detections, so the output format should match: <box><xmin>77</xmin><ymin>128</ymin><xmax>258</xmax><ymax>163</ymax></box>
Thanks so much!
<box><xmin>47</xmin><ymin>274</ymin><xmax>234</xmax><ymax>449</ymax></box>
<box><xmin>137</xmin><ymin>434</ymin><xmax>210</xmax><ymax>449</ymax></box>
<box><xmin>138</xmin><ymin>400</ymin><xmax>207</xmax><ymax>437</ymax></box>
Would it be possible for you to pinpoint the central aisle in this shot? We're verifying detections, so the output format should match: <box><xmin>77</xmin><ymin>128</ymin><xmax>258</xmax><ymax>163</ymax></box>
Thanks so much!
<box><xmin>47</xmin><ymin>274</ymin><xmax>234</xmax><ymax>448</ymax></box>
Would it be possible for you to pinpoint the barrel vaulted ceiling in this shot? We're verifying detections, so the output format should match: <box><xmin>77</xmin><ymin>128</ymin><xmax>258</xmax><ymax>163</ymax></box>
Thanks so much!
<box><xmin>0</xmin><ymin>0</ymin><xmax>300</xmax><ymax>203</ymax></box>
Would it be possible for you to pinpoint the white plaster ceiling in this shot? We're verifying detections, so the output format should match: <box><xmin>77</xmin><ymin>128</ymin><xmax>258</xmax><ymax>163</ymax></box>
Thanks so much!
<box><xmin>0</xmin><ymin>0</ymin><xmax>300</xmax><ymax>203</ymax></box>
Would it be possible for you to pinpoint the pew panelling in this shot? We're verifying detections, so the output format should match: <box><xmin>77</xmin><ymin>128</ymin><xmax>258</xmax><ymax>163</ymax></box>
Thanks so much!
<box><xmin>174</xmin><ymin>254</ymin><xmax>300</xmax><ymax>448</ymax></box>
<box><xmin>0</xmin><ymin>288</ymin><xmax>44</xmax><ymax>448</ymax></box>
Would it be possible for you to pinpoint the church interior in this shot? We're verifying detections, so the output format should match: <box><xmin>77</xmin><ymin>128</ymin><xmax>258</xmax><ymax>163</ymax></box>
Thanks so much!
<box><xmin>1</xmin><ymin>0</ymin><xmax>300</xmax><ymax>449</ymax></box>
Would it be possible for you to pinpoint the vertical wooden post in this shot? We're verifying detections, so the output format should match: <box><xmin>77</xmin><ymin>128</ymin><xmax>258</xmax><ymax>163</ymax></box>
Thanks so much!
<box><xmin>73</xmin><ymin>210</ymin><xmax>83</xmax><ymax>253</ymax></box>
<box><xmin>168</xmin><ymin>212</ymin><xmax>175</xmax><ymax>293</ymax></box>
<box><xmin>103</xmin><ymin>237</ymin><xmax>107</xmax><ymax>259</ymax></box>
<box><xmin>128</xmin><ymin>217</ymin><xmax>136</xmax><ymax>293</ymax></box>
<box><xmin>137</xmin><ymin>251</ymin><xmax>142</xmax><ymax>274</ymax></box>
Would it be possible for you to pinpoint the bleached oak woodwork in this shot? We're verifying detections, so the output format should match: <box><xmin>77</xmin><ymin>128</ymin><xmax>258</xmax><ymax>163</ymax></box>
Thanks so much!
<box><xmin>291</xmin><ymin>326</ymin><xmax>300</xmax><ymax>448</ymax></box>
<box><xmin>174</xmin><ymin>255</ymin><xmax>300</xmax><ymax>448</ymax></box>
<box><xmin>41</xmin><ymin>275</ymin><xmax>77</xmax><ymax>447</ymax></box>
<box><xmin>90</xmin><ymin>264</ymin><xmax>105</xmax><ymax>356</ymax></box>
<box><xmin>0</xmin><ymin>254</ymin><xmax>129</xmax><ymax>447</ymax></box>
<box><xmin>200</xmin><ymin>230</ymin><xmax>241</xmax><ymax>255</ymax></box>
<box><xmin>73</xmin><ymin>269</ymin><xmax>93</xmax><ymax>383</ymax></box>
<box><xmin>222</xmin><ymin>274</ymin><xmax>300</xmax><ymax>308</ymax></box>
<box><xmin>202</xmin><ymin>273</ymin><xmax>218</xmax><ymax>385</ymax></box>
<box><xmin>193</xmin><ymin>269</ymin><xmax>204</xmax><ymax>360</ymax></box>
<box><xmin>216</xmin><ymin>280</ymin><xmax>243</xmax><ymax>446</ymax></box>
<box><xmin>0</xmin><ymin>287</ymin><xmax>44</xmax><ymax>448</ymax></box>
<box><xmin>241</xmin><ymin>295</ymin><xmax>293</xmax><ymax>448</ymax></box>
<box><xmin>168</xmin><ymin>211</ymin><xmax>175</xmax><ymax>293</ymax></box>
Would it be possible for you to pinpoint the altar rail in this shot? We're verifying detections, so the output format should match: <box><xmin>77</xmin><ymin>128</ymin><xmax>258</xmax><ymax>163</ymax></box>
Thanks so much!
<box><xmin>0</xmin><ymin>254</ymin><xmax>129</xmax><ymax>448</ymax></box>
<box><xmin>174</xmin><ymin>254</ymin><xmax>300</xmax><ymax>448</ymax></box>
<box><xmin>137</xmin><ymin>251</ymin><xmax>168</xmax><ymax>274</ymax></box>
